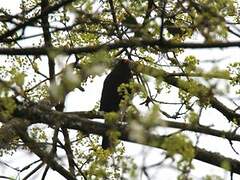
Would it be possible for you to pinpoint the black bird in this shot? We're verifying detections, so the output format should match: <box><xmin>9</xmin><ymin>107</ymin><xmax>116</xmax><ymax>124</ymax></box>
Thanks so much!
<box><xmin>100</xmin><ymin>59</ymin><xmax>132</xmax><ymax>149</ymax></box>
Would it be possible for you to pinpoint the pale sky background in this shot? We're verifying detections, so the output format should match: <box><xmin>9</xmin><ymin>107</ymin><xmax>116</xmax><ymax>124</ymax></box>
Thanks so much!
<box><xmin>0</xmin><ymin>1</ymin><xmax>240</xmax><ymax>180</ymax></box>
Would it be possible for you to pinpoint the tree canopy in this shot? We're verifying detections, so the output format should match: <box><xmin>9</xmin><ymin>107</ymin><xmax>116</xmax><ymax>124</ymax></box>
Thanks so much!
<box><xmin>0</xmin><ymin>0</ymin><xmax>240</xmax><ymax>179</ymax></box>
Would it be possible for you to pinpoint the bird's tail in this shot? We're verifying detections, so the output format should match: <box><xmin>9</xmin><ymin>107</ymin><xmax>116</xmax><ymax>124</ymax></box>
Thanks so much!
<box><xmin>101</xmin><ymin>134</ymin><xmax>111</xmax><ymax>149</ymax></box>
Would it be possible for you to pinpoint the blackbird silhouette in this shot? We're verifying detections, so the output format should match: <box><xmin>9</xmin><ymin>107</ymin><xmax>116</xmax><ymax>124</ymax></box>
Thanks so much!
<box><xmin>100</xmin><ymin>59</ymin><xmax>132</xmax><ymax>149</ymax></box>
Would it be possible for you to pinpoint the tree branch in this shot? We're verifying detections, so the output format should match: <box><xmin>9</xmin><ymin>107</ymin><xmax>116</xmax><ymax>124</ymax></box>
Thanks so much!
<box><xmin>12</xmin><ymin>118</ymin><xmax>77</xmax><ymax>180</ymax></box>
<box><xmin>131</xmin><ymin>62</ymin><xmax>240</xmax><ymax>124</ymax></box>
<box><xmin>41</xmin><ymin>0</ymin><xmax>55</xmax><ymax>83</ymax></box>
<box><xmin>0</xmin><ymin>39</ymin><xmax>239</xmax><ymax>56</ymax></box>
<box><xmin>10</xmin><ymin>104</ymin><xmax>240</xmax><ymax>175</ymax></box>
<box><xmin>0</xmin><ymin>0</ymin><xmax>76</xmax><ymax>42</ymax></box>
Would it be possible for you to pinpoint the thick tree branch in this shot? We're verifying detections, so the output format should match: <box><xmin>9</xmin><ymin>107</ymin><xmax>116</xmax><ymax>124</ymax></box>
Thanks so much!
<box><xmin>10</xmin><ymin>105</ymin><xmax>240</xmax><ymax>175</ymax></box>
<box><xmin>41</xmin><ymin>1</ymin><xmax>75</xmax><ymax>175</ymax></box>
<box><xmin>65</xmin><ymin>111</ymin><xmax>240</xmax><ymax>142</ymax></box>
<box><xmin>41</xmin><ymin>0</ymin><xmax>55</xmax><ymax>83</ymax></box>
<box><xmin>0</xmin><ymin>39</ymin><xmax>239</xmax><ymax>56</ymax></box>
